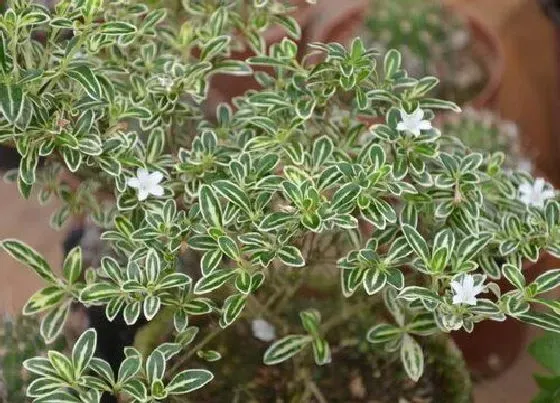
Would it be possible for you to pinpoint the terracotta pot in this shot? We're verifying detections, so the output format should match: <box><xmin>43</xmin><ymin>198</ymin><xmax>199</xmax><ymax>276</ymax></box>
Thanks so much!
<box><xmin>207</xmin><ymin>0</ymin><xmax>316</xmax><ymax>111</ymax></box>
<box><xmin>460</xmin><ymin>9</ymin><xmax>505</xmax><ymax>109</ymax></box>
<box><xmin>452</xmin><ymin>254</ymin><xmax>558</xmax><ymax>379</ymax></box>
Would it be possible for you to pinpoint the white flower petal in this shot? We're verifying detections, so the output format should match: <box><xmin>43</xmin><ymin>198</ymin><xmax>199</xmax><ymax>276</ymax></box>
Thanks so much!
<box><xmin>127</xmin><ymin>177</ymin><xmax>140</xmax><ymax>188</ymax></box>
<box><xmin>148</xmin><ymin>171</ymin><xmax>164</xmax><ymax>185</ymax></box>
<box><xmin>396</xmin><ymin>122</ymin><xmax>407</xmax><ymax>131</ymax></box>
<box><xmin>450</xmin><ymin>280</ymin><xmax>462</xmax><ymax>295</ymax></box>
<box><xmin>452</xmin><ymin>294</ymin><xmax>463</xmax><ymax>305</ymax></box>
<box><xmin>413</xmin><ymin>108</ymin><xmax>424</xmax><ymax>120</ymax></box>
<box><xmin>535</xmin><ymin>177</ymin><xmax>546</xmax><ymax>192</ymax></box>
<box><xmin>542</xmin><ymin>190</ymin><xmax>556</xmax><ymax>201</ymax></box>
<box><xmin>518</xmin><ymin>183</ymin><xmax>533</xmax><ymax>195</ymax></box>
<box><xmin>149</xmin><ymin>184</ymin><xmax>164</xmax><ymax>197</ymax></box>
<box><xmin>137</xmin><ymin>168</ymin><xmax>150</xmax><ymax>183</ymax></box>
<box><xmin>137</xmin><ymin>188</ymin><xmax>149</xmax><ymax>201</ymax></box>
<box><xmin>399</xmin><ymin>108</ymin><xmax>408</xmax><ymax>121</ymax></box>
<box><xmin>463</xmin><ymin>274</ymin><xmax>475</xmax><ymax>289</ymax></box>
<box><xmin>418</xmin><ymin>120</ymin><xmax>432</xmax><ymax>131</ymax></box>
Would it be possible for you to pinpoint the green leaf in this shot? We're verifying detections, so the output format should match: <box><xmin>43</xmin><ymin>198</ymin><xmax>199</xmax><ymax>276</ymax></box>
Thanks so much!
<box><xmin>23</xmin><ymin>286</ymin><xmax>65</xmax><ymax>315</ymax></box>
<box><xmin>143</xmin><ymin>295</ymin><xmax>161</xmax><ymax>321</ymax></box>
<box><xmin>502</xmin><ymin>263</ymin><xmax>525</xmax><ymax>290</ymax></box>
<box><xmin>1</xmin><ymin>239</ymin><xmax>55</xmax><ymax>282</ymax></box>
<box><xmin>193</xmin><ymin>268</ymin><xmax>235</xmax><ymax>294</ymax></box>
<box><xmin>20</xmin><ymin>11</ymin><xmax>50</xmax><ymax>26</ymax></box>
<box><xmin>99</xmin><ymin>21</ymin><xmax>137</xmax><ymax>35</ymax></box>
<box><xmin>219</xmin><ymin>293</ymin><xmax>246</xmax><ymax>328</ymax></box>
<box><xmin>384</xmin><ymin>49</ymin><xmax>401</xmax><ymax>79</ymax></box>
<box><xmin>366</xmin><ymin>323</ymin><xmax>401</xmax><ymax>344</ymax></box>
<box><xmin>277</xmin><ymin>246</ymin><xmax>305</xmax><ymax>267</ymax></box>
<box><xmin>213</xmin><ymin>180</ymin><xmax>252</xmax><ymax>214</ymax></box>
<box><xmin>48</xmin><ymin>350</ymin><xmax>74</xmax><ymax>382</ymax></box>
<box><xmin>0</xmin><ymin>82</ymin><xmax>24</xmax><ymax>124</ymax></box>
<box><xmin>200</xmin><ymin>35</ymin><xmax>230</xmax><ymax>60</ymax></box>
<box><xmin>400</xmin><ymin>334</ymin><xmax>424</xmax><ymax>382</ymax></box>
<box><xmin>34</xmin><ymin>391</ymin><xmax>81</xmax><ymax>402</ymax></box>
<box><xmin>330</xmin><ymin>182</ymin><xmax>360</xmax><ymax>211</ymax></box>
<box><xmin>67</xmin><ymin>66</ymin><xmax>102</xmax><ymax>99</ymax></box>
<box><xmin>398</xmin><ymin>286</ymin><xmax>441</xmax><ymax>307</ymax></box>
<box><xmin>199</xmin><ymin>184</ymin><xmax>223</xmax><ymax>228</ymax></box>
<box><xmin>122</xmin><ymin>379</ymin><xmax>147</xmax><ymax>401</ymax></box>
<box><xmin>63</xmin><ymin>246</ymin><xmax>82</xmax><ymax>284</ymax></box>
<box><xmin>167</xmin><ymin>369</ymin><xmax>214</xmax><ymax>394</ymax></box>
<box><xmin>263</xmin><ymin>334</ymin><xmax>312</xmax><ymax>365</ymax></box>
<box><xmin>27</xmin><ymin>377</ymin><xmax>66</xmax><ymax>398</ymax></box>
<box><xmin>529</xmin><ymin>332</ymin><xmax>560</xmax><ymax>375</ymax></box>
<box><xmin>145</xmin><ymin>248</ymin><xmax>161</xmax><ymax>284</ymax></box>
<box><xmin>312</xmin><ymin>337</ymin><xmax>331</xmax><ymax>365</ymax></box>
<box><xmin>312</xmin><ymin>136</ymin><xmax>334</xmax><ymax>167</ymax></box>
<box><xmin>401</xmin><ymin>224</ymin><xmax>430</xmax><ymax>264</ymax></box>
<box><xmin>519</xmin><ymin>311</ymin><xmax>560</xmax><ymax>333</ymax></box>
<box><xmin>218</xmin><ymin>236</ymin><xmax>240</xmax><ymax>260</ymax></box>
<box><xmin>300</xmin><ymin>309</ymin><xmax>321</xmax><ymax>335</ymax></box>
<box><xmin>20</xmin><ymin>149</ymin><xmax>39</xmax><ymax>185</ymax></box>
<box><xmin>363</xmin><ymin>268</ymin><xmax>387</xmax><ymax>295</ymax></box>
<box><xmin>118</xmin><ymin>355</ymin><xmax>142</xmax><ymax>383</ymax></box>
<box><xmin>200</xmin><ymin>249</ymin><xmax>223</xmax><ymax>276</ymax></box>
<box><xmin>80</xmin><ymin>283</ymin><xmax>121</xmax><ymax>303</ymax></box>
<box><xmin>534</xmin><ymin>269</ymin><xmax>560</xmax><ymax>295</ymax></box>
<box><xmin>260</xmin><ymin>211</ymin><xmax>294</xmax><ymax>231</ymax></box>
<box><xmin>72</xmin><ymin>328</ymin><xmax>97</xmax><ymax>378</ymax></box>
<box><xmin>41</xmin><ymin>302</ymin><xmax>71</xmax><ymax>343</ymax></box>
<box><xmin>419</xmin><ymin>98</ymin><xmax>461</xmax><ymax>112</ymax></box>
<box><xmin>146</xmin><ymin>350</ymin><xmax>165</xmax><ymax>384</ymax></box>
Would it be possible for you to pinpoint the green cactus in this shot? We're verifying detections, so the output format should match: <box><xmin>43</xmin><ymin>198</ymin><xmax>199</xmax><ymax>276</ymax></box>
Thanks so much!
<box><xmin>440</xmin><ymin>107</ymin><xmax>532</xmax><ymax>173</ymax></box>
<box><xmin>364</xmin><ymin>0</ymin><xmax>484</xmax><ymax>104</ymax></box>
<box><xmin>0</xmin><ymin>315</ymin><xmax>66</xmax><ymax>402</ymax></box>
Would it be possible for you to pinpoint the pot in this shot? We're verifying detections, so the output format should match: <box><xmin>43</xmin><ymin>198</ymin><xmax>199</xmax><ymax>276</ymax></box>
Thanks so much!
<box><xmin>461</xmin><ymin>7</ymin><xmax>504</xmax><ymax>109</ymax></box>
<box><xmin>187</xmin><ymin>329</ymin><xmax>472</xmax><ymax>402</ymax></box>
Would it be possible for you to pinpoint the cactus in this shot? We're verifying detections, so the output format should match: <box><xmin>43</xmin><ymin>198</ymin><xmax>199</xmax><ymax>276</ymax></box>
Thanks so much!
<box><xmin>0</xmin><ymin>315</ymin><xmax>65</xmax><ymax>402</ymax></box>
<box><xmin>440</xmin><ymin>107</ymin><xmax>532</xmax><ymax>173</ymax></box>
<box><xmin>364</xmin><ymin>0</ymin><xmax>484</xmax><ymax>104</ymax></box>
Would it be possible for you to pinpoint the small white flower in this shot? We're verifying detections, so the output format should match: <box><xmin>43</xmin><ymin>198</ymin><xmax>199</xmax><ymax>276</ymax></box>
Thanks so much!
<box><xmin>157</xmin><ymin>76</ymin><xmax>174</xmax><ymax>92</ymax></box>
<box><xmin>396</xmin><ymin>108</ymin><xmax>432</xmax><ymax>137</ymax></box>
<box><xmin>251</xmin><ymin>319</ymin><xmax>276</xmax><ymax>342</ymax></box>
<box><xmin>126</xmin><ymin>168</ymin><xmax>164</xmax><ymax>201</ymax></box>
<box><xmin>518</xmin><ymin>178</ymin><xmax>555</xmax><ymax>208</ymax></box>
<box><xmin>451</xmin><ymin>274</ymin><xmax>484</xmax><ymax>306</ymax></box>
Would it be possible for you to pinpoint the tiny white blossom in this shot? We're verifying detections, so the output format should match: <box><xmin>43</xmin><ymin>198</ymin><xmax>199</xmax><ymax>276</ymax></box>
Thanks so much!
<box><xmin>157</xmin><ymin>76</ymin><xmax>174</xmax><ymax>92</ymax></box>
<box><xmin>396</xmin><ymin>108</ymin><xmax>432</xmax><ymax>137</ymax></box>
<box><xmin>251</xmin><ymin>319</ymin><xmax>276</xmax><ymax>342</ymax></box>
<box><xmin>451</xmin><ymin>274</ymin><xmax>484</xmax><ymax>306</ymax></box>
<box><xmin>518</xmin><ymin>178</ymin><xmax>555</xmax><ymax>208</ymax></box>
<box><xmin>126</xmin><ymin>168</ymin><xmax>164</xmax><ymax>201</ymax></box>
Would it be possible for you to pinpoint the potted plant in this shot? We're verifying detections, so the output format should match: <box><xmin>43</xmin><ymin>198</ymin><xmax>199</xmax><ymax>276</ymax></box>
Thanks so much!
<box><xmin>1</xmin><ymin>0</ymin><xmax>560</xmax><ymax>402</ymax></box>
<box><xmin>357</xmin><ymin>0</ymin><xmax>503</xmax><ymax>109</ymax></box>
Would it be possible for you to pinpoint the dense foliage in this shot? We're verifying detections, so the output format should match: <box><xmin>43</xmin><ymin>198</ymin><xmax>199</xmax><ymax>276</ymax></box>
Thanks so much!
<box><xmin>0</xmin><ymin>0</ymin><xmax>559</xmax><ymax>401</ymax></box>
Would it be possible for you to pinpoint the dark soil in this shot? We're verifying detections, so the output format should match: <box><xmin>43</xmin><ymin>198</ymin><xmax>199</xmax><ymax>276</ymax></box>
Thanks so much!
<box><xmin>185</xmin><ymin>322</ymin><xmax>471</xmax><ymax>403</ymax></box>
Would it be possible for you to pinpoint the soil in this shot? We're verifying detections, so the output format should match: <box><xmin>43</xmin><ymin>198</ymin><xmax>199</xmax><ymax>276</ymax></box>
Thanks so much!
<box><xmin>185</xmin><ymin>322</ymin><xmax>471</xmax><ymax>403</ymax></box>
